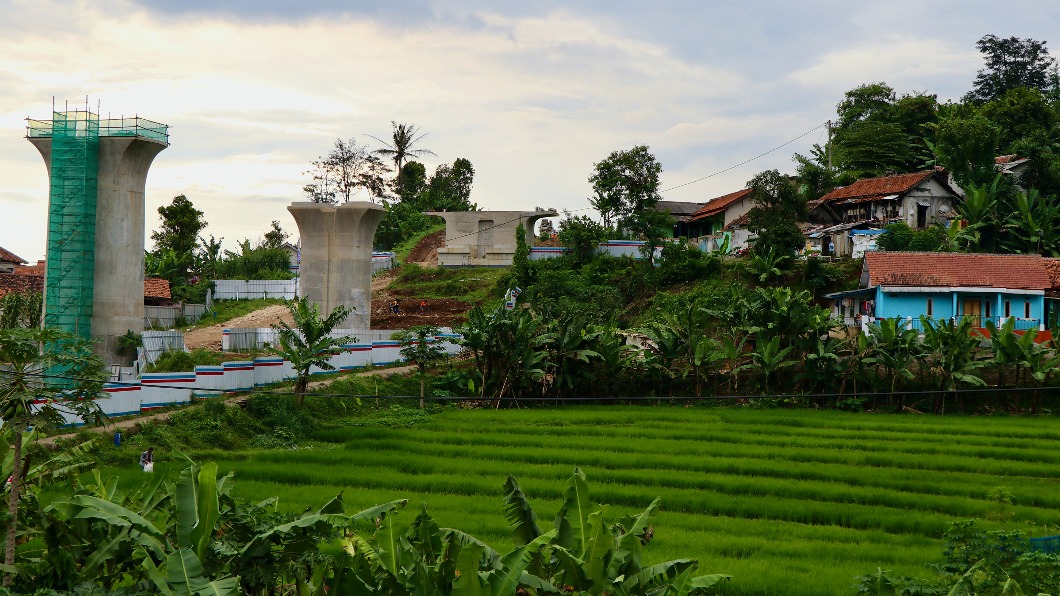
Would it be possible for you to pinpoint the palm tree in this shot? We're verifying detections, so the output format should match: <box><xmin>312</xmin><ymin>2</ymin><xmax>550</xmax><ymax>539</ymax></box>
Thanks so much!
<box><xmin>367</xmin><ymin>121</ymin><xmax>437</xmax><ymax>179</ymax></box>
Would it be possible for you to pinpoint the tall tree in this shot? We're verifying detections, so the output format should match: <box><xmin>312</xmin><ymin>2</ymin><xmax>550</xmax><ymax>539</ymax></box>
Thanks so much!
<box><xmin>423</xmin><ymin>158</ymin><xmax>476</xmax><ymax>212</ymax></box>
<box><xmin>966</xmin><ymin>34</ymin><xmax>1058</xmax><ymax>103</ymax></box>
<box><xmin>261</xmin><ymin>221</ymin><xmax>289</xmax><ymax>249</ymax></box>
<box><xmin>745</xmin><ymin>170</ymin><xmax>807</xmax><ymax>257</ymax></box>
<box><xmin>368</xmin><ymin>121</ymin><xmax>436</xmax><ymax>178</ymax></box>
<box><xmin>395</xmin><ymin>161</ymin><xmax>428</xmax><ymax>205</ymax></box>
<box><xmin>152</xmin><ymin>195</ymin><xmax>206</xmax><ymax>256</ymax></box>
<box><xmin>0</xmin><ymin>327</ymin><xmax>106</xmax><ymax>585</ymax></box>
<box><xmin>303</xmin><ymin>138</ymin><xmax>388</xmax><ymax>203</ymax></box>
<box><xmin>935</xmin><ymin>111</ymin><xmax>1002</xmax><ymax>190</ymax></box>
<box><xmin>589</xmin><ymin>145</ymin><xmax>667</xmax><ymax>241</ymax></box>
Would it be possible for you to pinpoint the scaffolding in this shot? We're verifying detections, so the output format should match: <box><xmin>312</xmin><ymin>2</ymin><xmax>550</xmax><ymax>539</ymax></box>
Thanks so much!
<box><xmin>27</xmin><ymin>104</ymin><xmax>170</xmax><ymax>346</ymax></box>
<box><xmin>40</xmin><ymin>110</ymin><xmax>100</xmax><ymax>340</ymax></box>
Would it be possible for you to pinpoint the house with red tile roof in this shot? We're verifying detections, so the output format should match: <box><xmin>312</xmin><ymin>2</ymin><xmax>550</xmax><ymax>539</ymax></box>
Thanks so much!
<box><xmin>826</xmin><ymin>252</ymin><xmax>1051</xmax><ymax>335</ymax></box>
<box><xmin>688</xmin><ymin>189</ymin><xmax>754</xmax><ymax>251</ymax></box>
<box><xmin>816</xmin><ymin>171</ymin><xmax>958</xmax><ymax>229</ymax></box>
<box><xmin>807</xmin><ymin>171</ymin><xmax>959</xmax><ymax>258</ymax></box>
<box><xmin>0</xmin><ymin>246</ymin><xmax>27</xmax><ymax>274</ymax></box>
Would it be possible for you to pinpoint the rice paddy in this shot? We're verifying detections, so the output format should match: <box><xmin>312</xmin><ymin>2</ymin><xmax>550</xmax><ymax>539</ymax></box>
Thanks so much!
<box><xmin>204</xmin><ymin>407</ymin><xmax>1060</xmax><ymax>595</ymax></box>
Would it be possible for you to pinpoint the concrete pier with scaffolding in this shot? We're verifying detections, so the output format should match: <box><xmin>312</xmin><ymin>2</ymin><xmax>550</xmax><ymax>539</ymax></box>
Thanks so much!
<box><xmin>27</xmin><ymin>105</ymin><xmax>169</xmax><ymax>362</ymax></box>
<box><xmin>427</xmin><ymin>209</ymin><xmax>557</xmax><ymax>267</ymax></box>
<box><xmin>288</xmin><ymin>202</ymin><xmax>385</xmax><ymax>329</ymax></box>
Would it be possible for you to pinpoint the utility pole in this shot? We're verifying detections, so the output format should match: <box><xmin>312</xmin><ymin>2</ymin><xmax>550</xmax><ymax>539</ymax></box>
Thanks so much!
<box><xmin>826</xmin><ymin>120</ymin><xmax>833</xmax><ymax>170</ymax></box>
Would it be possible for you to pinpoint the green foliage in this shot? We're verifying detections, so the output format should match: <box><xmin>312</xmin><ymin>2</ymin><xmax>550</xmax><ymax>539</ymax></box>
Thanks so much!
<box><xmin>859</xmin><ymin>519</ymin><xmax>1060</xmax><ymax>595</ymax></box>
<box><xmin>833</xmin><ymin>121</ymin><xmax>917</xmax><ymax>177</ymax></box>
<box><xmin>745</xmin><ymin>169</ymin><xmax>807</xmax><ymax>257</ymax></box>
<box><xmin>1002</xmin><ymin>189</ymin><xmax>1060</xmax><ymax>256</ymax></box>
<box><xmin>389</xmin><ymin>264</ymin><xmax>507</xmax><ymax>306</ymax></box>
<box><xmin>966</xmin><ymin>34</ymin><xmax>1058</xmax><ymax>103</ymax></box>
<box><xmin>260</xmin><ymin>220</ymin><xmax>290</xmax><ymax>249</ymax></box>
<box><xmin>0</xmin><ymin>292</ymin><xmax>42</xmax><ymax>330</ymax></box>
<box><xmin>152</xmin><ymin>195</ymin><xmax>206</xmax><ymax>256</ymax></box>
<box><xmin>214</xmin><ymin>241</ymin><xmax>293</xmax><ymax>280</ymax></box>
<box><xmin>145</xmin><ymin>349</ymin><xmax>223</xmax><ymax>373</ymax></box>
<box><xmin>935</xmin><ymin>110</ymin><xmax>1002</xmax><ymax>190</ymax></box>
<box><xmin>115</xmin><ymin>330</ymin><xmax>142</xmax><ymax>359</ymax></box>
<box><xmin>876</xmin><ymin>222</ymin><xmax>947</xmax><ymax>252</ymax></box>
<box><xmin>395</xmin><ymin>325</ymin><xmax>447</xmax><ymax>405</ymax></box>
<box><xmin>589</xmin><ymin>145</ymin><xmax>667</xmax><ymax>241</ymax></box>
<box><xmin>654</xmin><ymin>241</ymin><xmax>719</xmax><ymax>285</ymax></box>
<box><xmin>271</xmin><ymin>298</ymin><xmax>353</xmax><ymax>403</ymax></box>
<box><xmin>507</xmin><ymin>223</ymin><xmax>532</xmax><ymax>291</ymax></box>
<box><xmin>557</xmin><ymin>215</ymin><xmax>609</xmax><ymax>266</ymax></box>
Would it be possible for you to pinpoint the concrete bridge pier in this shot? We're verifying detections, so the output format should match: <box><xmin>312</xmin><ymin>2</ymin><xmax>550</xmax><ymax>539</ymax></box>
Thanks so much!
<box><xmin>288</xmin><ymin>201</ymin><xmax>385</xmax><ymax>329</ymax></box>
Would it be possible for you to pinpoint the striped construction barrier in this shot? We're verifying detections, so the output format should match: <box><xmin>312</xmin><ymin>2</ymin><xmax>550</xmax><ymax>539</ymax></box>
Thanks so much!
<box><xmin>45</xmin><ymin>332</ymin><xmax>463</xmax><ymax>426</ymax></box>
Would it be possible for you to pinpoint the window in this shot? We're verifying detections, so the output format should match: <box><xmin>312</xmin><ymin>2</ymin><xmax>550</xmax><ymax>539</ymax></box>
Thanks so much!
<box><xmin>1005</xmin><ymin>301</ymin><xmax>1011</xmax><ymax>318</ymax></box>
<box><xmin>1025</xmin><ymin>302</ymin><xmax>1031</xmax><ymax>319</ymax></box>
<box><xmin>985</xmin><ymin>301</ymin><xmax>991</xmax><ymax>319</ymax></box>
<box><xmin>926</xmin><ymin>298</ymin><xmax>933</xmax><ymax>317</ymax></box>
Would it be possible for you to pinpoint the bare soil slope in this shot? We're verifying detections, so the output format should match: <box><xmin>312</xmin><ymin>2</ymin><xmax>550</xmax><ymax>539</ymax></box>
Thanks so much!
<box><xmin>404</xmin><ymin>229</ymin><xmax>444</xmax><ymax>266</ymax></box>
<box><xmin>184</xmin><ymin>305</ymin><xmax>294</xmax><ymax>350</ymax></box>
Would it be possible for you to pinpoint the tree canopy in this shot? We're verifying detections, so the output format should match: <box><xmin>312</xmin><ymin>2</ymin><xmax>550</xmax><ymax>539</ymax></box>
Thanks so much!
<box><xmin>303</xmin><ymin>138</ymin><xmax>388</xmax><ymax>203</ymax></box>
<box><xmin>966</xmin><ymin>34</ymin><xmax>1058</xmax><ymax>103</ymax></box>
<box><xmin>152</xmin><ymin>195</ymin><xmax>206</xmax><ymax>256</ymax></box>
<box><xmin>589</xmin><ymin>145</ymin><xmax>668</xmax><ymax>242</ymax></box>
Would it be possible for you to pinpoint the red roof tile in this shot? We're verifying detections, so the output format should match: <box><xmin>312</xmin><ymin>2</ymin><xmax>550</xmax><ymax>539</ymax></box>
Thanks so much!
<box><xmin>819</xmin><ymin>171</ymin><xmax>936</xmax><ymax>203</ymax></box>
<box><xmin>865</xmin><ymin>252</ymin><xmax>1052</xmax><ymax>290</ymax></box>
<box><xmin>722</xmin><ymin>212</ymin><xmax>750</xmax><ymax>231</ymax></box>
<box><xmin>0</xmin><ymin>246</ymin><xmax>26</xmax><ymax>265</ymax></box>
<box><xmin>690</xmin><ymin>189</ymin><xmax>751</xmax><ymax>222</ymax></box>
<box><xmin>1045</xmin><ymin>259</ymin><xmax>1060</xmax><ymax>289</ymax></box>
<box><xmin>0</xmin><ymin>274</ymin><xmax>43</xmax><ymax>299</ymax></box>
<box><xmin>143</xmin><ymin>278</ymin><xmax>172</xmax><ymax>300</ymax></box>
<box><xmin>14</xmin><ymin>260</ymin><xmax>44</xmax><ymax>277</ymax></box>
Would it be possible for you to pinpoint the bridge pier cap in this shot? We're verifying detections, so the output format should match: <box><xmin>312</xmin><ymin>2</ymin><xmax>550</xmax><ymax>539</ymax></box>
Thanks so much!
<box><xmin>288</xmin><ymin>201</ymin><xmax>384</xmax><ymax>329</ymax></box>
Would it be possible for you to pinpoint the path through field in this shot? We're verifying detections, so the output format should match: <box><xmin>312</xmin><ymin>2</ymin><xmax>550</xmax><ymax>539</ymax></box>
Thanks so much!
<box><xmin>206</xmin><ymin>407</ymin><xmax>1060</xmax><ymax>595</ymax></box>
<box><xmin>44</xmin><ymin>364</ymin><xmax>416</xmax><ymax>445</ymax></box>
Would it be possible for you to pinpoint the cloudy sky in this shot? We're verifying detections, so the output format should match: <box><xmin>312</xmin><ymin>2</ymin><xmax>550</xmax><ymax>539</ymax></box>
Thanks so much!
<box><xmin>0</xmin><ymin>0</ymin><xmax>1056</xmax><ymax>261</ymax></box>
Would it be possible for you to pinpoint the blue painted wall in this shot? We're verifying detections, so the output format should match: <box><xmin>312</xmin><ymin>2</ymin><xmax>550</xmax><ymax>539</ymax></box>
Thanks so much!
<box><xmin>875</xmin><ymin>288</ymin><xmax>1045</xmax><ymax>324</ymax></box>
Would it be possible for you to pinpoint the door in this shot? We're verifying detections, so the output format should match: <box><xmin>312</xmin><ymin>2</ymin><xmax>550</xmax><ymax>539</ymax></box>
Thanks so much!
<box><xmin>477</xmin><ymin>220</ymin><xmax>494</xmax><ymax>259</ymax></box>
<box><xmin>916</xmin><ymin>205</ymin><xmax>929</xmax><ymax>229</ymax></box>
<box><xmin>963</xmin><ymin>300</ymin><xmax>982</xmax><ymax>327</ymax></box>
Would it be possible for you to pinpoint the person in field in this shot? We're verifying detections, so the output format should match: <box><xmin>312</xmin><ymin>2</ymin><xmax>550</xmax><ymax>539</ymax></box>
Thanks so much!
<box><xmin>139</xmin><ymin>447</ymin><xmax>154</xmax><ymax>472</ymax></box>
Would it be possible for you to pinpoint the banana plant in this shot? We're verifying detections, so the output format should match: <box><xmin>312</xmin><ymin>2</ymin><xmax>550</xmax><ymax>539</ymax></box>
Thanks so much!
<box><xmin>863</xmin><ymin>318</ymin><xmax>923</xmax><ymax>402</ymax></box>
<box><xmin>750</xmin><ymin>335</ymin><xmax>796</xmax><ymax>393</ymax></box>
<box><xmin>919</xmin><ymin>317</ymin><xmax>986</xmax><ymax>413</ymax></box>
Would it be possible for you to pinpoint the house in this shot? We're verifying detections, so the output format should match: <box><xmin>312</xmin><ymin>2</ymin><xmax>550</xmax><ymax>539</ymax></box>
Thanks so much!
<box><xmin>814</xmin><ymin>170</ymin><xmax>958</xmax><ymax>229</ymax></box>
<box><xmin>143</xmin><ymin>277</ymin><xmax>175</xmax><ymax>306</ymax></box>
<box><xmin>655</xmin><ymin>200</ymin><xmax>707</xmax><ymax>239</ymax></box>
<box><xmin>0</xmin><ymin>246</ymin><xmax>27</xmax><ymax>274</ymax></box>
<box><xmin>805</xmin><ymin>171</ymin><xmax>959</xmax><ymax>258</ymax></box>
<box><xmin>826</xmin><ymin>252</ymin><xmax>1052</xmax><ymax>336</ymax></box>
<box><xmin>4</xmin><ymin>261</ymin><xmax>174</xmax><ymax>307</ymax></box>
<box><xmin>688</xmin><ymin>189</ymin><xmax>754</xmax><ymax>252</ymax></box>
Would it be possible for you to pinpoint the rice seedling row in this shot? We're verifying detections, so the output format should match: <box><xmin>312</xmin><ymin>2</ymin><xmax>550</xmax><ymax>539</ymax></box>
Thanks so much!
<box><xmin>206</xmin><ymin>407</ymin><xmax>1060</xmax><ymax>595</ymax></box>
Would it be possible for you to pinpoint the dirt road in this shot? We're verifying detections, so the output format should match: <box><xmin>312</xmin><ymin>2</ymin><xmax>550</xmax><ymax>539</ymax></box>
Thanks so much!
<box><xmin>43</xmin><ymin>364</ymin><xmax>417</xmax><ymax>446</ymax></box>
<box><xmin>184</xmin><ymin>304</ymin><xmax>294</xmax><ymax>350</ymax></box>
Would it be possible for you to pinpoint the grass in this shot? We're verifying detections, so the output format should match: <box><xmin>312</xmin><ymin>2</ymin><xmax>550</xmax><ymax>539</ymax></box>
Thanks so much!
<box><xmin>389</xmin><ymin>263</ymin><xmax>507</xmax><ymax>305</ymax></box>
<box><xmin>184</xmin><ymin>298</ymin><xmax>286</xmax><ymax>329</ymax></box>
<box><xmin>393</xmin><ymin>222</ymin><xmax>445</xmax><ymax>263</ymax></box>
<box><xmin>96</xmin><ymin>407</ymin><xmax>1060</xmax><ymax>595</ymax></box>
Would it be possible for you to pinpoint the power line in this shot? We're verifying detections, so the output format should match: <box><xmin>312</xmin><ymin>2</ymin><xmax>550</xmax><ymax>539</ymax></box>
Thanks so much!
<box><xmin>660</xmin><ymin>121</ymin><xmax>828</xmax><ymax>193</ymax></box>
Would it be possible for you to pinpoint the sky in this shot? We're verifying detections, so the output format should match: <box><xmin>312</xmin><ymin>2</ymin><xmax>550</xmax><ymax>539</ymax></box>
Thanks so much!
<box><xmin>0</xmin><ymin>0</ymin><xmax>1057</xmax><ymax>261</ymax></box>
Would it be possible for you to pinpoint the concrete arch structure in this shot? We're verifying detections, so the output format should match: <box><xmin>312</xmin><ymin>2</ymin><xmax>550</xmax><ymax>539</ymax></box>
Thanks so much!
<box><xmin>427</xmin><ymin>210</ymin><xmax>557</xmax><ymax>267</ymax></box>
<box><xmin>288</xmin><ymin>202</ymin><xmax>384</xmax><ymax>329</ymax></box>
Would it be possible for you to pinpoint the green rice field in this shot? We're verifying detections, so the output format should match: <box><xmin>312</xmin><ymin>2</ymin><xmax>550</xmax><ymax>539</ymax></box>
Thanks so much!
<box><xmin>192</xmin><ymin>407</ymin><xmax>1060</xmax><ymax>594</ymax></box>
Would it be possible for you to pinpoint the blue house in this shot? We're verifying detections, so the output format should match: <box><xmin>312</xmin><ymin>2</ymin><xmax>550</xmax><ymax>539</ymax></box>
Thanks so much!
<box><xmin>827</xmin><ymin>252</ymin><xmax>1053</xmax><ymax>334</ymax></box>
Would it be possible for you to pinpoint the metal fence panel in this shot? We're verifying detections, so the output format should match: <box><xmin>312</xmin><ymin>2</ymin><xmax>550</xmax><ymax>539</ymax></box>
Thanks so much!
<box><xmin>141</xmin><ymin>330</ymin><xmax>186</xmax><ymax>364</ymax></box>
<box><xmin>213</xmin><ymin>279</ymin><xmax>298</xmax><ymax>300</ymax></box>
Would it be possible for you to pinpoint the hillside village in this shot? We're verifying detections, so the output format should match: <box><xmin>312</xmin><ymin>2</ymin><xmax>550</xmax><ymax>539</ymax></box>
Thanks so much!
<box><xmin>5</xmin><ymin>19</ymin><xmax>1060</xmax><ymax>596</ymax></box>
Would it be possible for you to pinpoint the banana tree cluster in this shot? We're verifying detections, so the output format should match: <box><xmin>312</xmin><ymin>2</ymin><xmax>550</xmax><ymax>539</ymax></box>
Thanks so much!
<box><xmin>337</xmin><ymin>467</ymin><xmax>729</xmax><ymax>595</ymax></box>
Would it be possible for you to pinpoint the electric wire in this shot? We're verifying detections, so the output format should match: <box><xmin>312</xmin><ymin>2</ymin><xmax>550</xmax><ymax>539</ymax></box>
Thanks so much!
<box><xmin>659</xmin><ymin>121</ymin><xmax>828</xmax><ymax>193</ymax></box>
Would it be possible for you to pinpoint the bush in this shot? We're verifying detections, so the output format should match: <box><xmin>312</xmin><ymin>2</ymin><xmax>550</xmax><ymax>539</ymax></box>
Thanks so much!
<box><xmin>654</xmin><ymin>240</ymin><xmax>719</xmax><ymax>285</ymax></box>
<box><xmin>146</xmin><ymin>349</ymin><xmax>223</xmax><ymax>373</ymax></box>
